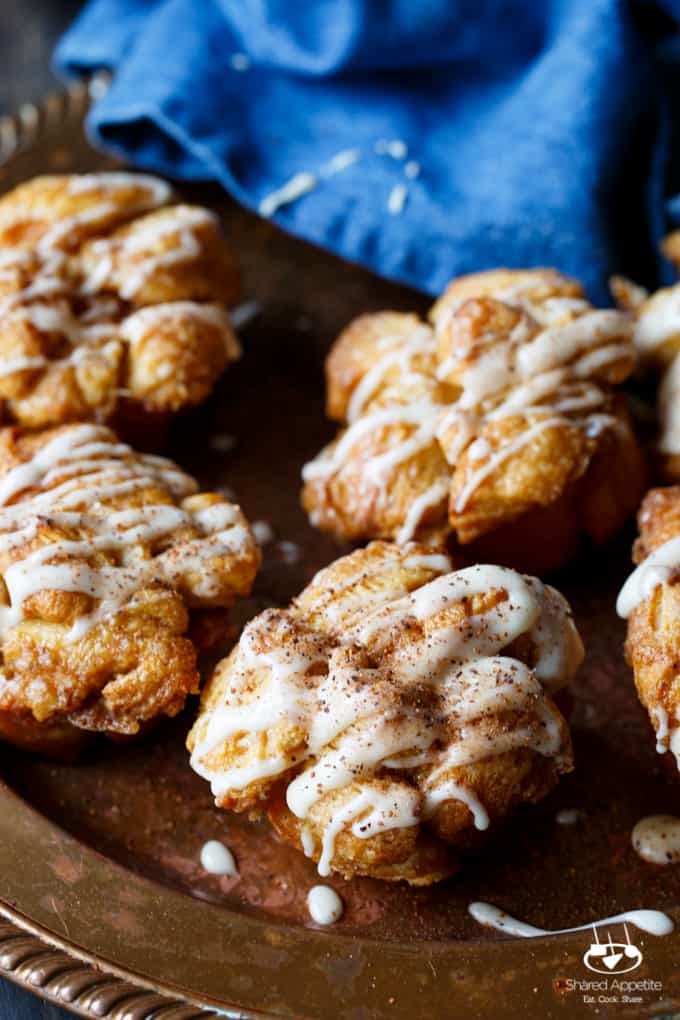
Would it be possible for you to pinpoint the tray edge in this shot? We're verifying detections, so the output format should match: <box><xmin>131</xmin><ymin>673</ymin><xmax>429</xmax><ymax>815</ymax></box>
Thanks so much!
<box><xmin>0</xmin><ymin>75</ymin><xmax>233</xmax><ymax>1020</ymax></box>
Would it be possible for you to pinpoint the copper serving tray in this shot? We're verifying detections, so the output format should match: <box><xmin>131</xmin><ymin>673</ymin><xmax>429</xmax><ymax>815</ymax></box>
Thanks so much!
<box><xmin>0</xmin><ymin>80</ymin><xmax>679</xmax><ymax>1020</ymax></box>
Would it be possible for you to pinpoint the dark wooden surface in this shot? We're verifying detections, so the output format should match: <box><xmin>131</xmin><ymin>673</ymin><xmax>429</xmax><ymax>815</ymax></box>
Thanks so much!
<box><xmin>0</xmin><ymin>6</ymin><xmax>85</xmax><ymax>1017</ymax></box>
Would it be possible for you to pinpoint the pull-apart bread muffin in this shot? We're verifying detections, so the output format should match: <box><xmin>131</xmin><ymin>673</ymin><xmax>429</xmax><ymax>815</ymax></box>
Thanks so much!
<box><xmin>303</xmin><ymin>269</ymin><xmax>645</xmax><ymax>573</ymax></box>
<box><xmin>612</xmin><ymin>238</ymin><xmax>680</xmax><ymax>481</ymax></box>
<box><xmin>0</xmin><ymin>423</ymin><xmax>259</xmax><ymax>756</ymax></box>
<box><xmin>0</xmin><ymin>172</ymin><xmax>240</xmax><ymax>435</ymax></box>
<box><xmin>618</xmin><ymin>485</ymin><xmax>680</xmax><ymax>768</ymax></box>
<box><xmin>188</xmin><ymin>541</ymin><xmax>583</xmax><ymax>884</ymax></box>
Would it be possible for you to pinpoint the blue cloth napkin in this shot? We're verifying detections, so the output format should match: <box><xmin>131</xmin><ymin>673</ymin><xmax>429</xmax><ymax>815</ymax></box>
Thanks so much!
<box><xmin>55</xmin><ymin>0</ymin><xmax>680</xmax><ymax>303</ymax></box>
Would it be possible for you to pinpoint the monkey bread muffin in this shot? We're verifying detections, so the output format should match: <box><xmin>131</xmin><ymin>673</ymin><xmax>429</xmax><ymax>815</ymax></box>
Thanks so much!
<box><xmin>0</xmin><ymin>423</ymin><xmax>259</xmax><ymax>756</ymax></box>
<box><xmin>618</xmin><ymin>485</ymin><xmax>680</xmax><ymax>770</ymax></box>
<box><xmin>303</xmin><ymin>269</ymin><xmax>644</xmax><ymax>573</ymax></box>
<box><xmin>0</xmin><ymin>172</ymin><xmax>241</xmax><ymax>437</ymax></box>
<box><xmin>188</xmin><ymin>540</ymin><xmax>583</xmax><ymax>884</ymax></box>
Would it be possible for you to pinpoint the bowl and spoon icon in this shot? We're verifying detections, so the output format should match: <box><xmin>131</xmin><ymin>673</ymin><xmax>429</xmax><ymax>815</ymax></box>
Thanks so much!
<box><xmin>583</xmin><ymin>924</ymin><xmax>643</xmax><ymax>974</ymax></box>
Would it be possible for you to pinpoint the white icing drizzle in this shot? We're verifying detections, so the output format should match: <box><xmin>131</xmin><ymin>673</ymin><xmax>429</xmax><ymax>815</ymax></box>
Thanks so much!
<box><xmin>347</xmin><ymin>326</ymin><xmax>435</xmax><ymax>424</ymax></box>
<box><xmin>619</xmin><ymin>542</ymin><xmax>680</xmax><ymax>767</ymax></box>
<box><xmin>469</xmin><ymin>902</ymin><xmax>674</xmax><ymax>938</ymax></box>
<box><xmin>396</xmin><ymin>478</ymin><xmax>449</xmax><ymax>544</ymax></box>
<box><xmin>423</xmin><ymin>776</ymin><xmax>489</xmax><ymax>830</ymax></box>
<box><xmin>67</xmin><ymin>172</ymin><xmax>172</xmax><ymax>204</ymax></box>
<box><xmin>300</xmin><ymin>824</ymin><xmax>315</xmax><ymax>858</ymax></box>
<box><xmin>307</xmin><ymin>885</ymin><xmax>344</xmax><ymax>924</ymax></box>
<box><xmin>0</xmin><ymin>175</ymin><xmax>238</xmax><ymax>393</ymax></box>
<box><xmin>375</xmin><ymin>139</ymin><xmax>408</xmax><ymax>159</ymax></box>
<box><xmin>320</xmin><ymin>149</ymin><xmax>361</xmax><ymax>178</ymax></box>
<box><xmin>200</xmin><ymin>839</ymin><xmax>239</xmax><ymax>876</ymax></box>
<box><xmin>387</xmin><ymin>184</ymin><xmax>408</xmax><ymax>215</ymax></box>
<box><xmin>452</xmin><ymin>416</ymin><xmax>565</xmax><ymax>513</ymax></box>
<box><xmin>0</xmin><ymin>249</ymin><xmax>33</xmax><ymax>271</ymax></box>
<box><xmin>119</xmin><ymin>302</ymin><xmax>239</xmax><ymax>358</ymax></box>
<box><xmin>303</xmin><ymin>400</ymin><xmax>442</xmax><ymax>486</ymax></box>
<box><xmin>79</xmin><ymin>297</ymin><xmax>121</xmax><ymax>323</ymax></box>
<box><xmin>300</xmin><ymin>548</ymin><xmax>452</xmax><ymax>629</ymax></box>
<box><xmin>258</xmin><ymin>151</ymin><xmax>360</xmax><ymax>219</ymax></box>
<box><xmin>634</xmin><ymin>287</ymin><xmax>680</xmax><ymax>353</ymax></box>
<box><xmin>516</xmin><ymin>311</ymin><xmax>627</xmax><ymax>375</ymax></box>
<box><xmin>190</xmin><ymin>556</ymin><xmax>581</xmax><ymax>878</ymax></box>
<box><xmin>303</xmin><ymin>278</ymin><xmax>633</xmax><ymax>535</ymax></box>
<box><xmin>36</xmin><ymin>173</ymin><xmax>172</xmax><ymax>255</ymax></box>
<box><xmin>670</xmin><ymin>729</ymin><xmax>680</xmax><ymax>771</ymax></box>
<box><xmin>0</xmin><ymin>425</ymin><xmax>252</xmax><ymax>642</ymax></box>
<box><xmin>0</xmin><ymin>251</ymin><xmax>68</xmax><ymax>318</ymax></box>
<box><xmin>629</xmin><ymin>285</ymin><xmax>680</xmax><ymax>453</ymax></box>
<box><xmin>0</xmin><ymin>355</ymin><xmax>49</xmax><ymax>377</ymax></box>
<box><xmin>437</xmin><ymin>300</ymin><xmax>629</xmax><ymax>517</ymax></box>
<box><xmin>302</xmin><ymin>325</ymin><xmax>442</xmax><ymax>527</ymax></box>
<box><xmin>652</xmin><ymin>706</ymin><xmax>670</xmax><ymax>754</ymax></box>
<box><xmin>82</xmin><ymin>205</ymin><xmax>217</xmax><ymax>299</ymax></box>
<box><xmin>632</xmin><ymin>815</ymin><xmax>680</xmax><ymax>864</ymax></box>
<box><xmin>0</xmin><ymin>300</ymin><xmax>121</xmax><ymax>379</ymax></box>
<box><xmin>616</xmin><ymin>535</ymin><xmax>680</xmax><ymax>618</ymax></box>
<box><xmin>259</xmin><ymin>173</ymin><xmax>318</xmax><ymax>218</ymax></box>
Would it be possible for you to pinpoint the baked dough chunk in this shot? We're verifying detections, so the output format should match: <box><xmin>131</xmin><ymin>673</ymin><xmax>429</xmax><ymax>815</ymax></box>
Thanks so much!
<box><xmin>612</xmin><ymin>239</ymin><xmax>680</xmax><ymax>480</ymax></box>
<box><xmin>303</xmin><ymin>269</ymin><xmax>644</xmax><ymax>573</ymax></box>
<box><xmin>0</xmin><ymin>173</ymin><xmax>241</xmax><ymax>432</ymax></box>
<box><xmin>0</xmin><ymin>423</ymin><xmax>260</xmax><ymax>755</ymax></box>
<box><xmin>617</xmin><ymin>485</ymin><xmax>680</xmax><ymax>768</ymax></box>
<box><xmin>188</xmin><ymin>541</ymin><xmax>582</xmax><ymax>884</ymax></box>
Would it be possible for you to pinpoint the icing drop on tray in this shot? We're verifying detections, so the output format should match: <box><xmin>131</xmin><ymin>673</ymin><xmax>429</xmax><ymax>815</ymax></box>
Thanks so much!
<box><xmin>200</xmin><ymin>839</ymin><xmax>238</xmax><ymax>876</ymax></box>
<box><xmin>307</xmin><ymin>885</ymin><xmax>344</xmax><ymax>925</ymax></box>
<box><xmin>632</xmin><ymin>815</ymin><xmax>680</xmax><ymax>865</ymax></box>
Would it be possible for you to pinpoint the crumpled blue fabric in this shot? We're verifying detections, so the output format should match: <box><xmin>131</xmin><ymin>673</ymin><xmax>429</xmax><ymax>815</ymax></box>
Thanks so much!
<box><xmin>55</xmin><ymin>0</ymin><xmax>680</xmax><ymax>302</ymax></box>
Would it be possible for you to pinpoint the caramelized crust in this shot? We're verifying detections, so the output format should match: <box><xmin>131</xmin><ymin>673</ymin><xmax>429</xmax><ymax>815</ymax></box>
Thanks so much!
<box><xmin>622</xmin><ymin>487</ymin><xmax>680</xmax><ymax>769</ymax></box>
<box><xmin>0</xmin><ymin>173</ymin><xmax>241</xmax><ymax>435</ymax></box>
<box><xmin>304</xmin><ymin>269</ymin><xmax>643</xmax><ymax>573</ymax></box>
<box><xmin>325</xmin><ymin>311</ymin><xmax>437</xmax><ymax>422</ymax></box>
<box><xmin>189</xmin><ymin>542</ymin><xmax>581</xmax><ymax>883</ymax></box>
<box><xmin>610</xmin><ymin>240</ymin><xmax>680</xmax><ymax>481</ymax></box>
<box><xmin>78</xmin><ymin>204</ymin><xmax>239</xmax><ymax>307</ymax></box>
<box><xmin>0</xmin><ymin>423</ymin><xmax>259</xmax><ymax>752</ymax></box>
<box><xmin>0</xmin><ymin>173</ymin><xmax>171</xmax><ymax>250</ymax></box>
<box><xmin>430</xmin><ymin>268</ymin><xmax>585</xmax><ymax>324</ymax></box>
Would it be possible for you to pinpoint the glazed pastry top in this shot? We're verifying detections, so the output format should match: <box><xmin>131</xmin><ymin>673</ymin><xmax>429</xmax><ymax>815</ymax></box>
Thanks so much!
<box><xmin>612</xmin><ymin>244</ymin><xmax>680</xmax><ymax>463</ymax></box>
<box><xmin>0</xmin><ymin>423</ymin><xmax>259</xmax><ymax>732</ymax></box>
<box><xmin>303</xmin><ymin>268</ymin><xmax>637</xmax><ymax>550</ymax></box>
<box><xmin>618</xmin><ymin>485</ymin><xmax>680</xmax><ymax>770</ymax></box>
<box><xmin>0</xmin><ymin>173</ymin><xmax>241</xmax><ymax>427</ymax></box>
<box><xmin>188</xmin><ymin>541</ymin><xmax>581</xmax><ymax>879</ymax></box>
